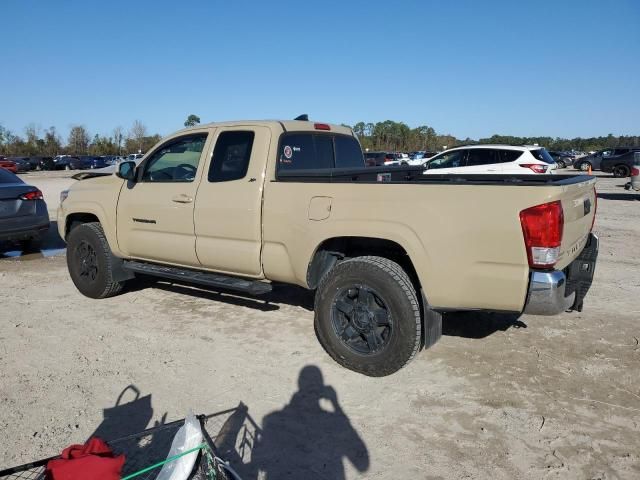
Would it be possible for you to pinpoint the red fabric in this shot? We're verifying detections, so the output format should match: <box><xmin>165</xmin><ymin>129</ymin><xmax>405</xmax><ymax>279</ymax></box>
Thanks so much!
<box><xmin>46</xmin><ymin>437</ymin><xmax>125</xmax><ymax>480</ymax></box>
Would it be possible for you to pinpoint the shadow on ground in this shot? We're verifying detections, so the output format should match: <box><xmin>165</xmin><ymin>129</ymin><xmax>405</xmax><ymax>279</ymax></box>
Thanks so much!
<box><xmin>84</xmin><ymin>367</ymin><xmax>367</xmax><ymax>479</ymax></box>
<box><xmin>0</xmin><ymin>220</ymin><xmax>66</xmax><ymax>260</ymax></box>
<box><xmin>128</xmin><ymin>280</ymin><xmax>315</xmax><ymax>312</ymax></box>
<box><xmin>442</xmin><ymin>311</ymin><xmax>526</xmax><ymax>339</ymax></box>
<box><xmin>597</xmin><ymin>192</ymin><xmax>640</xmax><ymax>201</ymax></box>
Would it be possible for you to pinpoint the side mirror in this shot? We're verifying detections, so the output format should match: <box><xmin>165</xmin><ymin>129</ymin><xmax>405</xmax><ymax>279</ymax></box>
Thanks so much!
<box><xmin>117</xmin><ymin>161</ymin><xmax>137</xmax><ymax>181</ymax></box>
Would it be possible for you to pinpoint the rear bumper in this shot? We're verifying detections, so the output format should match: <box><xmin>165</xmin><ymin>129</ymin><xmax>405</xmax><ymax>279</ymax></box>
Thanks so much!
<box><xmin>0</xmin><ymin>216</ymin><xmax>50</xmax><ymax>242</ymax></box>
<box><xmin>523</xmin><ymin>233</ymin><xmax>599</xmax><ymax>315</ymax></box>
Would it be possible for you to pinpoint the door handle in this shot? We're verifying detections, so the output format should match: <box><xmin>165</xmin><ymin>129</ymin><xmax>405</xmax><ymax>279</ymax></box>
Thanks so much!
<box><xmin>171</xmin><ymin>194</ymin><xmax>193</xmax><ymax>204</ymax></box>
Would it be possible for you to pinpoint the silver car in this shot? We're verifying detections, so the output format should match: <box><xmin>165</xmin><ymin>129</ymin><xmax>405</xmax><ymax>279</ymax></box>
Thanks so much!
<box><xmin>0</xmin><ymin>168</ymin><xmax>49</xmax><ymax>250</ymax></box>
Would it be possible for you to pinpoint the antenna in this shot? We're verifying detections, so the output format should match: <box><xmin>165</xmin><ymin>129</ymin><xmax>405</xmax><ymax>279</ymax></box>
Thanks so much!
<box><xmin>294</xmin><ymin>114</ymin><xmax>309</xmax><ymax>121</ymax></box>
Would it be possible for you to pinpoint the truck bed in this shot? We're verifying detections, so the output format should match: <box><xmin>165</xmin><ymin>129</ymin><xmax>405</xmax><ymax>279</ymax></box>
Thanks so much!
<box><xmin>277</xmin><ymin>166</ymin><xmax>591</xmax><ymax>186</ymax></box>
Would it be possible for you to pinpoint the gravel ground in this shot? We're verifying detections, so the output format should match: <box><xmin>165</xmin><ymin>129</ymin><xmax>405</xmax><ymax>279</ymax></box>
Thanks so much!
<box><xmin>0</xmin><ymin>170</ymin><xmax>639</xmax><ymax>479</ymax></box>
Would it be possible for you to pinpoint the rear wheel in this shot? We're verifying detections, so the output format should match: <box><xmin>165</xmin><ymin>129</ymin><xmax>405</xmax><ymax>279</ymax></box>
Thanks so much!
<box><xmin>557</xmin><ymin>160</ymin><xmax>565</xmax><ymax>169</ymax></box>
<box><xmin>66</xmin><ymin>222</ymin><xmax>124</xmax><ymax>298</ymax></box>
<box><xmin>579</xmin><ymin>162</ymin><xmax>591</xmax><ymax>171</ymax></box>
<box><xmin>314</xmin><ymin>256</ymin><xmax>422</xmax><ymax>376</ymax></box>
<box><xmin>613</xmin><ymin>164</ymin><xmax>631</xmax><ymax>178</ymax></box>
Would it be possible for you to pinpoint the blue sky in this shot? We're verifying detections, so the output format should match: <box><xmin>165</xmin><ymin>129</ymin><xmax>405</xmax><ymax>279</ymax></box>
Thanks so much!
<box><xmin>2</xmin><ymin>0</ymin><xmax>639</xmax><ymax>140</ymax></box>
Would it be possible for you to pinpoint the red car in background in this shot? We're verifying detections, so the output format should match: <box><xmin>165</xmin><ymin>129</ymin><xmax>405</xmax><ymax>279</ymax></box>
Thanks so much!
<box><xmin>0</xmin><ymin>156</ymin><xmax>18</xmax><ymax>174</ymax></box>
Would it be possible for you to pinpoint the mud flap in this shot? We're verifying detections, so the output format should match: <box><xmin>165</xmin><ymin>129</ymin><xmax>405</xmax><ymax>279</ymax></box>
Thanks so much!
<box><xmin>565</xmin><ymin>233</ymin><xmax>599</xmax><ymax>312</ymax></box>
<box><xmin>421</xmin><ymin>290</ymin><xmax>443</xmax><ymax>349</ymax></box>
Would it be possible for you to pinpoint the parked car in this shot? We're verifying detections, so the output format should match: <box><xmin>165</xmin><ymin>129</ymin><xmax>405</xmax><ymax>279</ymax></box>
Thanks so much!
<box><xmin>407</xmin><ymin>151</ymin><xmax>437</xmax><ymax>166</ymax></box>
<box><xmin>624</xmin><ymin>153</ymin><xmax>640</xmax><ymax>191</ymax></box>
<box><xmin>89</xmin><ymin>156</ymin><xmax>107</xmax><ymax>169</ymax></box>
<box><xmin>127</xmin><ymin>153</ymin><xmax>144</xmax><ymax>162</ymax></box>
<box><xmin>364</xmin><ymin>152</ymin><xmax>400</xmax><ymax>167</ymax></box>
<box><xmin>24</xmin><ymin>156</ymin><xmax>55</xmax><ymax>170</ymax></box>
<box><xmin>0</xmin><ymin>167</ymin><xmax>49</xmax><ymax>250</ymax></box>
<box><xmin>36</xmin><ymin>156</ymin><xmax>55</xmax><ymax>170</ymax></box>
<box><xmin>364</xmin><ymin>151</ymin><xmax>388</xmax><ymax>167</ymax></box>
<box><xmin>70</xmin><ymin>156</ymin><xmax>95</xmax><ymax>170</ymax></box>
<box><xmin>103</xmin><ymin>155</ymin><xmax>125</xmax><ymax>166</ymax></box>
<box><xmin>547</xmin><ymin>151</ymin><xmax>573</xmax><ymax>169</ymax></box>
<box><xmin>600</xmin><ymin>148</ymin><xmax>640</xmax><ymax>177</ymax></box>
<box><xmin>7</xmin><ymin>157</ymin><xmax>33</xmax><ymax>172</ymax></box>
<box><xmin>0</xmin><ymin>157</ymin><xmax>18</xmax><ymax>173</ymax></box>
<box><xmin>422</xmin><ymin>145</ymin><xmax>556</xmax><ymax>174</ymax></box>
<box><xmin>58</xmin><ymin>118</ymin><xmax>598</xmax><ymax>376</ymax></box>
<box><xmin>383</xmin><ymin>152</ymin><xmax>411</xmax><ymax>166</ymax></box>
<box><xmin>574</xmin><ymin>147</ymin><xmax>640</xmax><ymax>172</ymax></box>
<box><xmin>53</xmin><ymin>155</ymin><xmax>75</xmax><ymax>170</ymax></box>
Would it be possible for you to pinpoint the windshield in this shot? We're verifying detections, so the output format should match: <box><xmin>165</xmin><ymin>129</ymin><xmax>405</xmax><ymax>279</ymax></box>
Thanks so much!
<box><xmin>530</xmin><ymin>148</ymin><xmax>555</xmax><ymax>164</ymax></box>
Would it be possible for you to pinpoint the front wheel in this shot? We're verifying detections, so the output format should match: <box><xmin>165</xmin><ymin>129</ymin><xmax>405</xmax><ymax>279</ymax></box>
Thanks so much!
<box><xmin>613</xmin><ymin>165</ymin><xmax>631</xmax><ymax>178</ymax></box>
<box><xmin>579</xmin><ymin>162</ymin><xmax>591</xmax><ymax>172</ymax></box>
<box><xmin>557</xmin><ymin>160</ymin><xmax>565</xmax><ymax>169</ymax></box>
<box><xmin>66</xmin><ymin>222</ymin><xmax>124</xmax><ymax>299</ymax></box>
<box><xmin>314</xmin><ymin>256</ymin><xmax>422</xmax><ymax>376</ymax></box>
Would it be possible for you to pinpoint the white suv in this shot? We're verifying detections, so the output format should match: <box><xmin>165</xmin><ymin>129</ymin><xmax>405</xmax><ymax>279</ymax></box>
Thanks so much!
<box><xmin>422</xmin><ymin>145</ymin><xmax>556</xmax><ymax>175</ymax></box>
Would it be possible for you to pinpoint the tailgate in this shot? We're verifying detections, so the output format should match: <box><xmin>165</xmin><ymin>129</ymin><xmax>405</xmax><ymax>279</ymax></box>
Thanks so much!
<box><xmin>556</xmin><ymin>177</ymin><xmax>597</xmax><ymax>269</ymax></box>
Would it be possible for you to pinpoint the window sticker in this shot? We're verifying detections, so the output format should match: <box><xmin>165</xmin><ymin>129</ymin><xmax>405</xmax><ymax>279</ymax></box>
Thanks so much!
<box><xmin>284</xmin><ymin>145</ymin><xmax>293</xmax><ymax>159</ymax></box>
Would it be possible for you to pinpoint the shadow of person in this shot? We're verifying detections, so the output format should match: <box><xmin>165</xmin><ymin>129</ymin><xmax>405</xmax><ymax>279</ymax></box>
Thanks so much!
<box><xmin>247</xmin><ymin>365</ymin><xmax>369</xmax><ymax>480</ymax></box>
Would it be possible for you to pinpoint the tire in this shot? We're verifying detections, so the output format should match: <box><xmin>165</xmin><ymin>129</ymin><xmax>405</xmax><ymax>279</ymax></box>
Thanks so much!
<box><xmin>613</xmin><ymin>165</ymin><xmax>630</xmax><ymax>178</ymax></box>
<box><xmin>65</xmin><ymin>164</ymin><xmax>71</xmax><ymax>171</ymax></box>
<box><xmin>579</xmin><ymin>162</ymin><xmax>591</xmax><ymax>172</ymax></box>
<box><xmin>557</xmin><ymin>160</ymin><xmax>565</xmax><ymax>169</ymax></box>
<box><xmin>66</xmin><ymin>222</ymin><xmax>124</xmax><ymax>299</ymax></box>
<box><xmin>314</xmin><ymin>256</ymin><xmax>421</xmax><ymax>376</ymax></box>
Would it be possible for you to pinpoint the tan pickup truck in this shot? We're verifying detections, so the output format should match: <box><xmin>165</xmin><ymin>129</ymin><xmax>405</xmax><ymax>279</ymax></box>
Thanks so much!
<box><xmin>58</xmin><ymin>119</ymin><xmax>599</xmax><ymax>376</ymax></box>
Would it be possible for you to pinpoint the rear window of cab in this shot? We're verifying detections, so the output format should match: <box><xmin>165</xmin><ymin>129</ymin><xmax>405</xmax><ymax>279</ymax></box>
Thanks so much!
<box><xmin>277</xmin><ymin>133</ymin><xmax>364</xmax><ymax>172</ymax></box>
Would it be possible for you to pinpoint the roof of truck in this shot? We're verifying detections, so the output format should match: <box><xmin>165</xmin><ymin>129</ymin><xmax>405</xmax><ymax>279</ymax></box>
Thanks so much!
<box><xmin>178</xmin><ymin>120</ymin><xmax>354</xmax><ymax>136</ymax></box>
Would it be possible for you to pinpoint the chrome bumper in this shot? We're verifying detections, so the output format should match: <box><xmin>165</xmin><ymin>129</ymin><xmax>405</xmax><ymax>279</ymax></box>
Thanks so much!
<box><xmin>523</xmin><ymin>271</ymin><xmax>574</xmax><ymax>315</ymax></box>
<box><xmin>524</xmin><ymin>233</ymin><xmax>599</xmax><ymax>315</ymax></box>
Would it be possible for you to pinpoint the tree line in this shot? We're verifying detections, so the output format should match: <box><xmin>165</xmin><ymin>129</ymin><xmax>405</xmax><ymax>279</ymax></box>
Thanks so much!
<box><xmin>0</xmin><ymin>121</ymin><xmax>161</xmax><ymax>157</ymax></box>
<box><xmin>347</xmin><ymin>121</ymin><xmax>640</xmax><ymax>153</ymax></box>
<box><xmin>1</xmin><ymin>117</ymin><xmax>638</xmax><ymax>157</ymax></box>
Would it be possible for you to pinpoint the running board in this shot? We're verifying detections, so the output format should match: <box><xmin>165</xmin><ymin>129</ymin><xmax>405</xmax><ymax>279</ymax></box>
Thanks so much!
<box><xmin>122</xmin><ymin>261</ymin><xmax>272</xmax><ymax>295</ymax></box>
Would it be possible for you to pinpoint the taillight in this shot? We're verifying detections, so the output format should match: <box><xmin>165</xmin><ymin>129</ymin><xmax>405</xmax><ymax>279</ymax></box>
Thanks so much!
<box><xmin>19</xmin><ymin>190</ymin><xmax>43</xmax><ymax>201</ymax></box>
<box><xmin>519</xmin><ymin>164</ymin><xmax>547</xmax><ymax>174</ymax></box>
<box><xmin>314</xmin><ymin>123</ymin><xmax>331</xmax><ymax>131</ymax></box>
<box><xmin>520</xmin><ymin>201</ymin><xmax>564</xmax><ymax>269</ymax></box>
<box><xmin>632</xmin><ymin>167</ymin><xmax>640</xmax><ymax>176</ymax></box>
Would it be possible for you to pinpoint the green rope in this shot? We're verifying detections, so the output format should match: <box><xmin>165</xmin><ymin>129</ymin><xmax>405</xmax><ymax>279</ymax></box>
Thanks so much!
<box><xmin>121</xmin><ymin>442</ymin><xmax>208</xmax><ymax>480</ymax></box>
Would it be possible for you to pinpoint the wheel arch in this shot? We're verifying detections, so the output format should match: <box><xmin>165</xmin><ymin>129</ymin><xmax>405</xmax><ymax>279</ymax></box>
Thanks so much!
<box><xmin>307</xmin><ymin>236</ymin><xmax>422</xmax><ymax>292</ymax></box>
<box><xmin>62</xmin><ymin>205</ymin><xmax>122</xmax><ymax>257</ymax></box>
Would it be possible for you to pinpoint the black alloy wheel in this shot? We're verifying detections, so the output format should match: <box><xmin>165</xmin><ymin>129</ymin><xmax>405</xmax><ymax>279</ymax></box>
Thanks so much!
<box><xmin>331</xmin><ymin>284</ymin><xmax>392</xmax><ymax>355</ymax></box>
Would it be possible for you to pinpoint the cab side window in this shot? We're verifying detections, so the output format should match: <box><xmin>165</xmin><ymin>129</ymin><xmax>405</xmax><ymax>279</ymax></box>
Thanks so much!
<box><xmin>142</xmin><ymin>134</ymin><xmax>207</xmax><ymax>182</ymax></box>
<box><xmin>427</xmin><ymin>150</ymin><xmax>466</xmax><ymax>169</ymax></box>
<box><xmin>208</xmin><ymin>131</ymin><xmax>255</xmax><ymax>182</ymax></box>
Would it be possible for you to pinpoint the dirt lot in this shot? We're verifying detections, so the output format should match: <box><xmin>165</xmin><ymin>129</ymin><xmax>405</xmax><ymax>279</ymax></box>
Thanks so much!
<box><xmin>1</xmin><ymin>170</ymin><xmax>639</xmax><ymax>479</ymax></box>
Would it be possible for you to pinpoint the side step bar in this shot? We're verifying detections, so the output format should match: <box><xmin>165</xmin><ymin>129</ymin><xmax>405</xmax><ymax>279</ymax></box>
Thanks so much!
<box><xmin>122</xmin><ymin>261</ymin><xmax>273</xmax><ymax>295</ymax></box>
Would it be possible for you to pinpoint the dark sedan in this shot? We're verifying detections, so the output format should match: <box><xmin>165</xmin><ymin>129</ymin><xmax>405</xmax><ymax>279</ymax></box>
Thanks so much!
<box><xmin>0</xmin><ymin>168</ymin><xmax>49</xmax><ymax>250</ymax></box>
<box><xmin>89</xmin><ymin>156</ymin><xmax>107</xmax><ymax>169</ymax></box>
<box><xmin>547</xmin><ymin>151</ymin><xmax>573</xmax><ymax>169</ymax></box>
<box><xmin>601</xmin><ymin>148</ymin><xmax>640</xmax><ymax>177</ymax></box>
<box><xmin>69</xmin><ymin>156</ymin><xmax>92</xmax><ymax>170</ymax></box>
